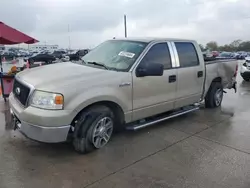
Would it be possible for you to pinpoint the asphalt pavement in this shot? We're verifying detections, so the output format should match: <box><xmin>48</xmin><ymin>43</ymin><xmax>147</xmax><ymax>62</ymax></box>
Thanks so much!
<box><xmin>1</xmin><ymin>73</ymin><xmax>250</xmax><ymax>188</ymax></box>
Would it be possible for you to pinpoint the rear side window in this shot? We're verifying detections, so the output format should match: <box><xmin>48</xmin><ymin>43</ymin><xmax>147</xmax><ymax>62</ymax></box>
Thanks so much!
<box><xmin>140</xmin><ymin>43</ymin><xmax>172</xmax><ymax>69</ymax></box>
<box><xmin>175</xmin><ymin>42</ymin><xmax>199</xmax><ymax>67</ymax></box>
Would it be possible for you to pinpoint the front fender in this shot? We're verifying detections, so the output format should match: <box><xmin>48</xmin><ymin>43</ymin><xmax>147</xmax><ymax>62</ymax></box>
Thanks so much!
<box><xmin>66</xmin><ymin>86</ymin><xmax>132</xmax><ymax>121</ymax></box>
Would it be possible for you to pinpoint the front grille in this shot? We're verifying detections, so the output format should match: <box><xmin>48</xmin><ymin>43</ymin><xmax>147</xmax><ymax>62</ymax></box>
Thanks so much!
<box><xmin>13</xmin><ymin>78</ymin><xmax>31</xmax><ymax>106</ymax></box>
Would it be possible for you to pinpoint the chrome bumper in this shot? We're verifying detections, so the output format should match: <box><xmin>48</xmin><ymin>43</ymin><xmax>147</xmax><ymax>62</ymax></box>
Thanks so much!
<box><xmin>10</xmin><ymin>108</ymin><xmax>70</xmax><ymax>143</ymax></box>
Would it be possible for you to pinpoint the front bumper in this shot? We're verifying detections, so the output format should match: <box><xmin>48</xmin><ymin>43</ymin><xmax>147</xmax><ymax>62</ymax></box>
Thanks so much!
<box><xmin>9</xmin><ymin>93</ymin><xmax>72</xmax><ymax>143</ymax></box>
<box><xmin>11</xmin><ymin>109</ymin><xmax>70</xmax><ymax>143</ymax></box>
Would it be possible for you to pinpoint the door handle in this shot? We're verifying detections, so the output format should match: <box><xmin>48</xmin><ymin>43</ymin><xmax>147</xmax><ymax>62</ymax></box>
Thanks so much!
<box><xmin>197</xmin><ymin>71</ymin><xmax>203</xmax><ymax>78</ymax></box>
<box><xmin>169</xmin><ymin>75</ymin><xmax>176</xmax><ymax>83</ymax></box>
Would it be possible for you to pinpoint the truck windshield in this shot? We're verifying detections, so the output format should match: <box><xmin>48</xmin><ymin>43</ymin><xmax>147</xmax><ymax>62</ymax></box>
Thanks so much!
<box><xmin>81</xmin><ymin>40</ymin><xmax>148</xmax><ymax>71</ymax></box>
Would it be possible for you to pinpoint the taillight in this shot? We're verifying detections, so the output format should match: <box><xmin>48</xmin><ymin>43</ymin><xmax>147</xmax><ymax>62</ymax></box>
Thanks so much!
<box><xmin>234</xmin><ymin>64</ymin><xmax>238</xmax><ymax>77</ymax></box>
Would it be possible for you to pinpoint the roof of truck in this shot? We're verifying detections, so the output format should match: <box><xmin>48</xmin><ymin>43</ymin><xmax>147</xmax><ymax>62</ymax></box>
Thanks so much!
<box><xmin>111</xmin><ymin>37</ymin><xmax>196</xmax><ymax>43</ymax></box>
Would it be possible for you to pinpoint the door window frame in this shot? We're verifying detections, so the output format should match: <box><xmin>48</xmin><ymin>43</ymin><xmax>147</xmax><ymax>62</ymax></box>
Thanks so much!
<box><xmin>171</xmin><ymin>41</ymin><xmax>200</xmax><ymax>68</ymax></box>
<box><xmin>131</xmin><ymin>41</ymin><xmax>177</xmax><ymax>74</ymax></box>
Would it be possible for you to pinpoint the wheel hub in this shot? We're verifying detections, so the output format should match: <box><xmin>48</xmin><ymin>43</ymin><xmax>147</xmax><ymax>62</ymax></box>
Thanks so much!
<box><xmin>99</xmin><ymin>127</ymin><xmax>107</xmax><ymax>138</ymax></box>
<box><xmin>92</xmin><ymin>117</ymin><xmax>113</xmax><ymax>149</ymax></box>
<box><xmin>215</xmin><ymin>89</ymin><xmax>223</xmax><ymax>106</ymax></box>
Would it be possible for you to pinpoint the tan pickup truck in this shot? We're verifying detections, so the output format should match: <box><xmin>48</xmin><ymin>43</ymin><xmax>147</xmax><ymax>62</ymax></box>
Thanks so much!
<box><xmin>9</xmin><ymin>38</ymin><xmax>238</xmax><ymax>153</ymax></box>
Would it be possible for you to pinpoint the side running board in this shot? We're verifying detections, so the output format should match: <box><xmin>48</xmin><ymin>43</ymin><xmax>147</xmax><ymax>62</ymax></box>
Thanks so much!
<box><xmin>126</xmin><ymin>105</ymin><xmax>200</xmax><ymax>131</ymax></box>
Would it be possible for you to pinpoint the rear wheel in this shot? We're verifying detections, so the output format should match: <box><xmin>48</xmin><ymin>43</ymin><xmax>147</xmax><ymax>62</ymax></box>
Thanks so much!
<box><xmin>48</xmin><ymin>60</ymin><xmax>52</xmax><ymax>64</ymax></box>
<box><xmin>242</xmin><ymin>76</ymin><xmax>250</xmax><ymax>82</ymax></box>
<box><xmin>205</xmin><ymin>82</ymin><xmax>223</xmax><ymax>108</ymax></box>
<box><xmin>29</xmin><ymin>59</ymin><xmax>34</xmax><ymax>64</ymax></box>
<box><xmin>73</xmin><ymin>105</ymin><xmax>114</xmax><ymax>154</ymax></box>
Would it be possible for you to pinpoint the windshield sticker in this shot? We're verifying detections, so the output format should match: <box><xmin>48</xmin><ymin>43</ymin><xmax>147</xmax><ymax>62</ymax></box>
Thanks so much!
<box><xmin>118</xmin><ymin>51</ymin><xmax>135</xmax><ymax>58</ymax></box>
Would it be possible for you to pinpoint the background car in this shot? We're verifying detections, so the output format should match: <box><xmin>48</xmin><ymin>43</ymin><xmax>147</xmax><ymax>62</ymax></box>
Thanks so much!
<box><xmin>216</xmin><ymin>52</ymin><xmax>236</xmax><ymax>59</ymax></box>
<box><xmin>27</xmin><ymin>52</ymin><xmax>56</xmax><ymax>64</ymax></box>
<box><xmin>52</xmin><ymin>50</ymin><xmax>66</xmax><ymax>59</ymax></box>
<box><xmin>240</xmin><ymin>57</ymin><xmax>250</xmax><ymax>81</ymax></box>
<box><xmin>68</xmin><ymin>49</ymin><xmax>89</xmax><ymax>61</ymax></box>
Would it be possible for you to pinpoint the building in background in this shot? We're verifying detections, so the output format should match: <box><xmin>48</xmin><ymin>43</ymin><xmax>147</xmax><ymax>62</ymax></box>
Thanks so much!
<box><xmin>29</xmin><ymin>44</ymin><xmax>59</xmax><ymax>51</ymax></box>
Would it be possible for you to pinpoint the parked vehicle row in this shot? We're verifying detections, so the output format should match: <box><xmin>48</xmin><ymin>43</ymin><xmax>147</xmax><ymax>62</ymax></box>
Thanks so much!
<box><xmin>1</xmin><ymin>48</ymin><xmax>90</xmax><ymax>64</ymax></box>
<box><xmin>202</xmin><ymin>50</ymin><xmax>250</xmax><ymax>60</ymax></box>
<box><xmin>10</xmin><ymin>38</ymin><xmax>238</xmax><ymax>154</ymax></box>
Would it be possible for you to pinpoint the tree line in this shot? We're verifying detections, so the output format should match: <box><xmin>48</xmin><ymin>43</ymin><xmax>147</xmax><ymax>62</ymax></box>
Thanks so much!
<box><xmin>199</xmin><ymin>40</ymin><xmax>250</xmax><ymax>52</ymax></box>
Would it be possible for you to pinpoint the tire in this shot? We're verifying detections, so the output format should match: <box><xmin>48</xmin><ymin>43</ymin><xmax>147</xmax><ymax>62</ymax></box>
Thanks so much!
<box><xmin>73</xmin><ymin>105</ymin><xmax>114</xmax><ymax>154</ymax></box>
<box><xmin>29</xmin><ymin>59</ymin><xmax>34</xmax><ymax>64</ymax></box>
<box><xmin>205</xmin><ymin>82</ymin><xmax>223</xmax><ymax>108</ymax></box>
<box><xmin>242</xmin><ymin>77</ymin><xmax>250</xmax><ymax>82</ymax></box>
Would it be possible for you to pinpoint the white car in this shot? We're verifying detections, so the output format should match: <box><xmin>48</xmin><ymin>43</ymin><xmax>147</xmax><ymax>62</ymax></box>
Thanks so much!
<box><xmin>240</xmin><ymin>57</ymin><xmax>250</xmax><ymax>81</ymax></box>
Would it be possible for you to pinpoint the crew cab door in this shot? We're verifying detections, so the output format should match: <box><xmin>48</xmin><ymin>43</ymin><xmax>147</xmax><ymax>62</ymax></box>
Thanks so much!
<box><xmin>132</xmin><ymin>42</ymin><xmax>177</xmax><ymax>121</ymax></box>
<box><xmin>171</xmin><ymin>42</ymin><xmax>205</xmax><ymax>108</ymax></box>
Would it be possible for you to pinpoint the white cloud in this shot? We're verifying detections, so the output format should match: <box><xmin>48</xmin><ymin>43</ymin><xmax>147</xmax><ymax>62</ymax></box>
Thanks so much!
<box><xmin>1</xmin><ymin>0</ymin><xmax>249</xmax><ymax>48</ymax></box>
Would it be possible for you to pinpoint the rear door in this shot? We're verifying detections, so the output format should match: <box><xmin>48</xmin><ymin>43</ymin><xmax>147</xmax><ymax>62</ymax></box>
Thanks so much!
<box><xmin>171</xmin><ymin>42</ymin><xmax>205</xmax><ymax>108</ymax></box>
<box><xmin>132</xmin><ymin>42</ymin><xmax>178</xmax><ymax>121</ymax></box>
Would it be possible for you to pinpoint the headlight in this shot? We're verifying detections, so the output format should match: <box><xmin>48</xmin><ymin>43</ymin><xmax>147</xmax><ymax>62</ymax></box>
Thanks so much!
<box><xmin>30</xmin><ymin>90</ymin><xmax>64</xmax><ymax>110</ymax></box>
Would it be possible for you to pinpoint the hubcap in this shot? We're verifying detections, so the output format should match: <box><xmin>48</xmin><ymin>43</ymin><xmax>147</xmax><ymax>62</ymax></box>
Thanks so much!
<box><xmin>215</xmin><ymin>89</ymin><xmax>223</xmax><ymax>106</ymax></box>
<box><xmin>92</xmin><ymin>117</ymin><xmax>113</xmax><ymax>149</ymax></box>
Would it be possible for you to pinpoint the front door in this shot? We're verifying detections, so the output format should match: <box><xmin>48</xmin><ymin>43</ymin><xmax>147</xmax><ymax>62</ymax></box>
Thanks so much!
<box><xmin>132</xmin><ymin>42</ymin><xmax>177</xmax><ymax>121</ymax></box>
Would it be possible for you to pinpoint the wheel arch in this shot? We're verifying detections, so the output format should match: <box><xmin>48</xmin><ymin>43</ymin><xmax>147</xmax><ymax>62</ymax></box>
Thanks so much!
<box><xmin>71</xmin><ymin>100</ymin><xmax>125</xmax><ymax>129</ymax></box>
<box><xmin>212</xmin><ymin>77</ymin><xmax>222</xmax><ymax>83</ymax></box>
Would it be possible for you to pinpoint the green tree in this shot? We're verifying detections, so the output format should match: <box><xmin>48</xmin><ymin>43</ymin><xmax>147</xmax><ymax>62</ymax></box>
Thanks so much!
<box><xmin>200</xmin><ymin>39</ymin><xmax>250</xmax><ymax>52</ymax></box>
<box><xmin>206</xmin><ymin>41</ymin><xmax>218</xmax><ymax>51</ymax></box>
<box><xmin>199</xmin><ymin>44</ymin><xmax>205</xmax><ymax>51</ymax></box>
<box><xmin>238</xmin><ymin>41</ymin><xmax>250</xmax><ymax>51</ymax></box>
<box><xmin>218</xmin><ymin>45</ymin><xmax>233</xmax><ymax>52</ymax></box>
<box><xmin>230</xmin><ymin>39</ymin><xmax>242</xmax><ymax>49</ymax></box>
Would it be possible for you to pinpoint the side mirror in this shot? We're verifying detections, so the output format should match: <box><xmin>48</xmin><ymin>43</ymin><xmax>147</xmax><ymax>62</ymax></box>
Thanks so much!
<box><xmin>136</xmin><ymin>62</ymin><xmax>164</xmax><ymax>77</ymax></box>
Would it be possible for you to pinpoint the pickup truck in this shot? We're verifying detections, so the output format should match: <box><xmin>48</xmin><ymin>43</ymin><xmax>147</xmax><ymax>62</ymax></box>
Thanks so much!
<box><xmin>9</xmin><ymin>38</ymin><xmax>238</xmax><ymax>154</ymax></box>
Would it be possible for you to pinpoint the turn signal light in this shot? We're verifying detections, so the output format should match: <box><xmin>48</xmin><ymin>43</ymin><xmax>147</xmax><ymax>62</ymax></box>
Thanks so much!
<box><xmin>55</xmin><ymin>95</ymin><xmax>63</xmax><ymax>105</ymax></box>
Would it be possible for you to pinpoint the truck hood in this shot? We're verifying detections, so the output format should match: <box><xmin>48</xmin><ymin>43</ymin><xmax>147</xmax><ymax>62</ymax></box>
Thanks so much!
<box><xmin>16</xmin><ymin>62</ymin><xmax>119</xmax><ymax>90</ymax></box>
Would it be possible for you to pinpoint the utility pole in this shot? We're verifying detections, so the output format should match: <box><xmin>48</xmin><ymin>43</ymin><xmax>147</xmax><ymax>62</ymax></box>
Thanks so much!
<box><xmin>124</xmin><ymin>14</ymin><xmax>127</xmax><ymax>38</ymax></box>
<box><xmin>68</xmin><ymin>24</ymin><xmax>71</xmax><ymax>50</ymax></box>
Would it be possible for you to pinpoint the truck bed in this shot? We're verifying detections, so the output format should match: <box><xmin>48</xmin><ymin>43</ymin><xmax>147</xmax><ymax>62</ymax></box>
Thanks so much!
<box><xmin>205</xmin><ymin>58</ymin><xmax>237</xmax><ymax>64</ymax></box>
<box><xmin>204</xmin><ymin>58</ymin><xmax>238</xmax><ymax>95</ymax></box>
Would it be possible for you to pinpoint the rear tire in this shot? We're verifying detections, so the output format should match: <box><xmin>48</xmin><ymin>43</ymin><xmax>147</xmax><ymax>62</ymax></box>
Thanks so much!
<box><xmin>29</xmin><ymin>59</ymin><xmax>34</xmax><ymax>64</ymax></box>
<box><xmin>242</xmin><ymin>77</ymin><xmax>250</xmax><ymax>82</ymax></box>
<box><xmin>73</xmin><ymin>105</ymin><xmax>114</xmax><ymax>154</ymax></box>
<box><xmin>205</xmin><ymin>82</ymin><xmax>223</xmax><ymax>108</ymax></box>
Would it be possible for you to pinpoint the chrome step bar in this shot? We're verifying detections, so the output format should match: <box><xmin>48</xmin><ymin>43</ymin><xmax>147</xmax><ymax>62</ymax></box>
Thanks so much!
<box><xmin>126</xmin><ymin>106</ymin><xmax>200</xmax><ymax>131</ymax></box>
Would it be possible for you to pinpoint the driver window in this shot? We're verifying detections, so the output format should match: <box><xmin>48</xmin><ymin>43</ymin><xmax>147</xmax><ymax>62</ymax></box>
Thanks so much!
<box><xmin>140</xmin><ymin>43</ymin><xmax>172</xmax><ymax>69</ymax></box>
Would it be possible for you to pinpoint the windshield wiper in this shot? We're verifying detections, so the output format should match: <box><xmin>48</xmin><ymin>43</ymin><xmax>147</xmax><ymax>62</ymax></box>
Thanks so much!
<box><xmin>87</xmin><ymin>61</ymin><xmax>109</xmax><ymax>70</ymax></box>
